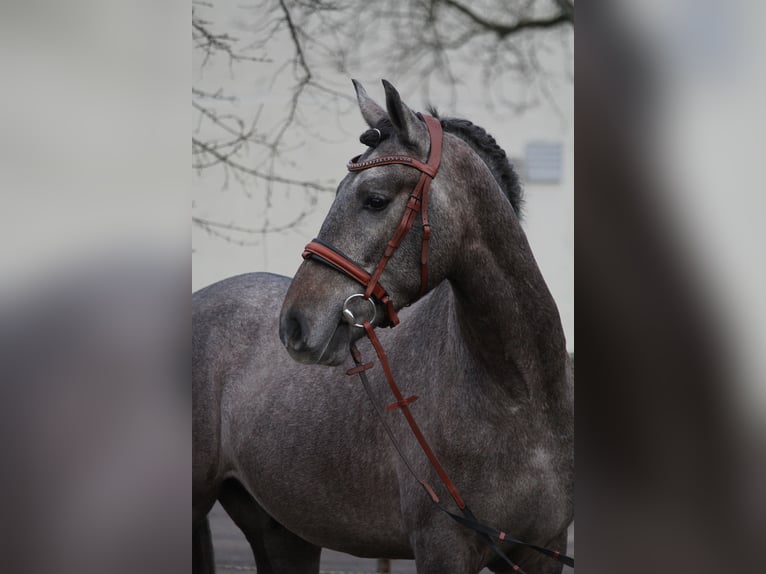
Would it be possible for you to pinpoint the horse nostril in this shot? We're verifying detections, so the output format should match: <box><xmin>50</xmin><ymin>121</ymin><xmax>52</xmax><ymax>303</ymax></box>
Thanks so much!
<box><xmin>280</xmin><ymin>310</ymin><xmax>307</xmax><ymax>350</ymax></box>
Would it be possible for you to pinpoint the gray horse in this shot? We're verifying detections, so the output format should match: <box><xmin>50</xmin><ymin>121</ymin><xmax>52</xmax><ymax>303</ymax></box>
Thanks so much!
<box><xmin>193</xmin><ymin>80</ymin><xmax>573</xmax><ymax>574</ymax></box>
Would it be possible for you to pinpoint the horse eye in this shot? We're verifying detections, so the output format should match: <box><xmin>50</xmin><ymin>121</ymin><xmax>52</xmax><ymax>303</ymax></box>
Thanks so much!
<box><xmin>363</xmin><ymin>195</ymin><xmax>390</xmax><ymax>211</ymax></box>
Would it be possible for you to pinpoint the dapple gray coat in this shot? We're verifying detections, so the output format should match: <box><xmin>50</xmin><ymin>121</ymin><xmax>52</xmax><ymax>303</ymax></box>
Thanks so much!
<box><xmin>193</xmin><ymin>80</ymin><xmax>573</xmax><ymax>573</ymax></box>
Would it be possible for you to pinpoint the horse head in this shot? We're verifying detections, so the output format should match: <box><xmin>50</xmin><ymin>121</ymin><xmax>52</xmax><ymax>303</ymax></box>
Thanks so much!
<box><xmin>279</xmin><ymin>80</ymin><xmax>473</xmax><ymax>365</ymax></box>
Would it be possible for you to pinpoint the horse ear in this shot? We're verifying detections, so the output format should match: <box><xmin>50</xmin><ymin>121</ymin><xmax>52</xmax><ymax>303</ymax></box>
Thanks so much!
<box><xmin>382</xmin><ymin>79</ymin><xmax>424</xmax><ymax>145</ymax></box>
<box><xmin>352</xmin><ymin>79</ymin><xmax>386</xmax><ymax>128</ymax></box>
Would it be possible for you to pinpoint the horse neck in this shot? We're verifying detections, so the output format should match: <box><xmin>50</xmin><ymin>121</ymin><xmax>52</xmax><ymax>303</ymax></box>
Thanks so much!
<box><xmin>446</xmin><ymin>186</ymin><xmax>568</xmax><ymax>399</ymax></box>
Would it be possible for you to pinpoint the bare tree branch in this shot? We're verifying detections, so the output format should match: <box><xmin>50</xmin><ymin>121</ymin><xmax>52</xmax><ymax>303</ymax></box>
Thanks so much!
<box><xmin>192</xmin><ymin>138</ymin><xmax>335</xmax><ymax>192</ymax></box>
<box><xmin>442</xmin><ymin>0</ymin><xmax>573</xmax><ymax>38</ymax></box>
<box><xmin>193</xmin><ymin>211</ymin><xmax>317</xmax><ymax>245</ymax></box>
<box><xmin>192</xmin><ymin>0</ymin><xmax>573</xmax><ymax>247</ymax></box>
<box><xmin>553</xmin><ymin>0</ymin><xmax>575</xmax><ymax>21</ymax></box>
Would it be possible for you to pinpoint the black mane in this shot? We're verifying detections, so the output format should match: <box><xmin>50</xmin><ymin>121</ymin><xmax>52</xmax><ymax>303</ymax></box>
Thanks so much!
<box><xmin>430</xmin><ymin>108</ymin><xmax>524</xmax><ymax>218</ymax></box>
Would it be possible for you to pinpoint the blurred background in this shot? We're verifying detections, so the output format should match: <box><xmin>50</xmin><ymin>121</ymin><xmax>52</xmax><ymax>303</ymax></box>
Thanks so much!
<box><xmin>0</xmin><ymin>1</ymin><xmax>763</xmax><ymax>573</ymax></box>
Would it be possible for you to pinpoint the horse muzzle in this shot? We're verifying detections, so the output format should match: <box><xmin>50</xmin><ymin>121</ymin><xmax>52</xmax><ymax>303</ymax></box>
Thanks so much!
<box><xmin>279</xmin><ymin>304</ymin><xmax>351</xmax><ymax>366</ymax></box>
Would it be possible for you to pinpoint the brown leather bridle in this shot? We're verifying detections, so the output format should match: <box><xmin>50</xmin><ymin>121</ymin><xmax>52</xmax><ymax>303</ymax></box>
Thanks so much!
<box><xmin>301</xmin><ymin>114</ymin><xmax>443</xmax><ymax>327</ymax></box>
<box><xmin>298</xmin><ymin>113</ymin><xmax>574</xmax><ymax>572</ymax></box>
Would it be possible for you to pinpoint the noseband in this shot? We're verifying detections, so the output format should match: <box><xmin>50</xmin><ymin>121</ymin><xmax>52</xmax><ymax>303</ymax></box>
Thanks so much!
<box><xmin>301</xmin><ymin>114</ymin><xmax>443</xmax><ymax>327</ymax></box>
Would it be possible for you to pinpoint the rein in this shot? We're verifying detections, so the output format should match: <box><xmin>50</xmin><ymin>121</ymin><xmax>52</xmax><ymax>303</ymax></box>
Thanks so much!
<box><xmin>301</xmin><ymin>114</ymin><xmax>573</xmax><ymax>571</ymax></box>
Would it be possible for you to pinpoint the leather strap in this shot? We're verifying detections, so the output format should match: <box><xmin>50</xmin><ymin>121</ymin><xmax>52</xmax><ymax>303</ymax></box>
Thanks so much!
<box><xmin>361</xmin><ymin>321</ymin><xmax>466</xmax><ymax>508</ymax></box>
<box><xmin>301</xmin><ymin>115</ymin><xmax>443</xmax><ymax>327</ymax></box>
<box><xmin>347</xmin><ymin>154</ymin><xmax>437</xmax><ymax>178</ymax></box>
<box><xmin>302</xmin><ymin>240</ymin><xmax>399</xmax><ymax>327</ymax></box>
<box><xmin>350</xmin><ymin>326</ymin><xmax>575</xmax><ymax>570</ymax></box>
